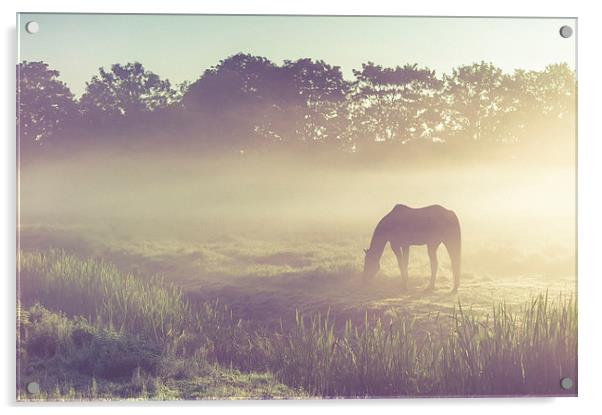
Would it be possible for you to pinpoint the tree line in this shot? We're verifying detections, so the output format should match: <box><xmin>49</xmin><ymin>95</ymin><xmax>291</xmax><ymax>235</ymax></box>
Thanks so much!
<box><xmin>16</xmin><ymin>54</ymin><xmax>576</xmax><ymax>155</ymax></box>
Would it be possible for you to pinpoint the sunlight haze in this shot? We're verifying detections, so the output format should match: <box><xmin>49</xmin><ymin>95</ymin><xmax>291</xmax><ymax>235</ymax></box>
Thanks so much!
<box><xmin>18</xmin><ymin>14</ymin><xmax>576</xmax><ymax>96</ymax></box>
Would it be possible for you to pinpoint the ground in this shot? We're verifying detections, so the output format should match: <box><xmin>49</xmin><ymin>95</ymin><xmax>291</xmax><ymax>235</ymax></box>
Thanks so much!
<box><xmin>19</xmin><ymin>223</ymin><xmax>576</xmax><ymax>329</ymax></box>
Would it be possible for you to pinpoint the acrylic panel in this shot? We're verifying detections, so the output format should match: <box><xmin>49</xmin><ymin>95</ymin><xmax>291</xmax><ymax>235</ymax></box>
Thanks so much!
<box><xmin>16</xmin><ymin>14</ymin><xmax>577</xmax><ymax>400</ymax></box>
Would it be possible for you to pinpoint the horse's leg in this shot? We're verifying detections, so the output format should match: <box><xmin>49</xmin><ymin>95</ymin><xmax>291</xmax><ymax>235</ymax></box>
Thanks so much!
<box><xmin>391</xmin><ymin>244</ymin><xmax>409</xmax><ymax>291</ymax></box>
<box><xmin>426</xmin><ymin>242</ymin><xmax>440</xmax><ymax>290</ymax></box>
<box><xmin>400</xmin><ymin>245</ymin><xmax>410</xmax><ymax>290</ymax></box>
<box><xmin>443</xmin><ymin>238</ymin><xmax>461</xmax><ymax>293</ymax></box>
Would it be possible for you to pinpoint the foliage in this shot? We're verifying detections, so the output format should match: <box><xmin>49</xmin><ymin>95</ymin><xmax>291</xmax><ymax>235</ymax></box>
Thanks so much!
<box><xmin>17</xmin><ymin>56</ymin><xmax>576</xmax><ymax>153</ymax></box>
<box><xmin>182</xmin><ymin>54</ymin><xmax>295</xmax><ymax>144</ymax></box>
<box><xmin>18</xmin><ymin>303</ymin><xmax>160</xmax><ymax>380</ymax></box>
<box><xmin>79</xmin><ymin>62</ymin><xmax>177</xmax><ymax>126</ymax></box>
<box><xmin>17</xmin><ymin>304</ymin><xmax>303</xmax><ymax>401</ymax></box>
<box><xmin>443</xmin><ymin>62</ymin><xmax>506</xmax><ymax>141</ymax></box>
<box><xmin>283</xmin><ymin>58</ymin><xmax>351</xmax><ymax>143</ymax></box>
<box><xmin>352</xmin><ymin>63</ymin><xmax>443</xmax><ymax>143</ymax></box>
<box><xmin>16</xmin><ymin>61</ymin><xmax>77</xmax><ymax>146</ymax></box>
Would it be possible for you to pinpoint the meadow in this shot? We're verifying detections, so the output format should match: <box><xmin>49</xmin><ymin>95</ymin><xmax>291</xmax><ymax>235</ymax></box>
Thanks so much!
<box><xmin>17</xmin><ymin>231</ymin><xmax>577</xmax><ymax>399</ymax></box>
<box><xmin>16</xmin><ymin>150</ymin><xmax>577</xmax><ymax>399</ymax></box>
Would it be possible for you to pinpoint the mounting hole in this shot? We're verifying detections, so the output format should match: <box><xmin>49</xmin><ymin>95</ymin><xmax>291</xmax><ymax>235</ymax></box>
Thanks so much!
<box><xmin>25</xmin><ymin>21</ymin><xmax>40</xmax><ymax>34</ymax></box>
<box><xmin>560</xmin><ymin>377</ymin><xmax>573</xmax><ymax>390</ymax></box>
<box><xmin>26</xmin><ymin>382</ymin><xmax>40</xmax><ymax>394</ymax></box>
<box><xmin>559</xmin><ymin>25</ymin><xmax>573</xmax><ymax>38</ymax></box>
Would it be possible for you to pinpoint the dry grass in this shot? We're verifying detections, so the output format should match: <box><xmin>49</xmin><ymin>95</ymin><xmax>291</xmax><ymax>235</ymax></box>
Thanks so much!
<box><xmin>18</xmin><ymin>250</ymin><xmax>577</xmax><ymax>398</ymax></box>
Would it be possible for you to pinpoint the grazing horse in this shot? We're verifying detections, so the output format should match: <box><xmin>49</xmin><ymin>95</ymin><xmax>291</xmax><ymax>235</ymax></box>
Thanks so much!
<box><xmin>363</xmin><ymin>204</ymin><xmax>461</xmax><ymax>292</ymax></box>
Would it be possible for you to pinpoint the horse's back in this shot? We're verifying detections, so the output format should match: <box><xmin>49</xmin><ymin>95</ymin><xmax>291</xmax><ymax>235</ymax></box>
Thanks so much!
<box><xmin>384</xmin><ymin>204</ymin><xmax>459</xmax><ymax>244</ymax></box>
<box><xmin>391</xmin><ymin>204</ymin><xmax>456</xmax><ymax>221</ymax></box>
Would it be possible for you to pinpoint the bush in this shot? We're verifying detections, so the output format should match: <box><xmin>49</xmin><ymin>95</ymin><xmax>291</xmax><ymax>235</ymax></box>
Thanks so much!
<box><xmin>19</xmin><ymin>304</ymin><xmax>161</xmax><ymax>381</ymax></box>
<box><xmin>18</xmin><ymin>304</ymin><xmax>303</xmax><ymax>400</ymax></box>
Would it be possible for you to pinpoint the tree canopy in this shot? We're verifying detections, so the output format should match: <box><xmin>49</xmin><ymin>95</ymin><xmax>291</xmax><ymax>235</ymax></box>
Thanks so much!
<box><xmin>16</xmin><ymin>55</ymin><xmax>576</xmax><ymax>155</ymax></box>
<box><xmin>79</xmin><ymin>62</ymin><xmax>177</xmax><ymax>127</ymax></box>
<box><xmin>17</xmin><ymin>61</ymin><xmax>77</xmax><ymax>147</ymax></box>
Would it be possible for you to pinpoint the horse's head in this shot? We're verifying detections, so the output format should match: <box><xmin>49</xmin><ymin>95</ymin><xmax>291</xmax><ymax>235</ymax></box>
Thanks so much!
<box><xmin>363</xmin><ymin>248</ymin><xmax>380</xmax><ymax>280</ymax></box>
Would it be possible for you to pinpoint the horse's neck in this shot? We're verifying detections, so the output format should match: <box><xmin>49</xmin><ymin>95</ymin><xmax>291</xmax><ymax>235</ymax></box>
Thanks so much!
<box><xmin>369</xmin><ymin>226</ymin><xmax>388</xmax><ymax>258</ymax></box>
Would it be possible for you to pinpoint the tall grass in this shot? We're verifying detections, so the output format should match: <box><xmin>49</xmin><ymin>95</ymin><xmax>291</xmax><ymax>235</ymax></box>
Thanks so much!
<box><xmin>434</xmin><ymin>295</ymin><xmax>577</xmax><ymax>395</ymax></box>
<box><xmin>17</xmin><ymin>303</ymin><xmax>304</xmax><ymax>400</ymax></box>
<box><xmin>252</xmin><ymin>294</ymin><xmax>576</xmax><ymax>397</ymax></box>
<box><xmin>257</xmin><ymin>311</ymin><xmax>425</xmax><ymax>396</ymax></box>
<box><xmin>19</xmin><ymin>250</ymin><xmax>194</xmax><ymax>350</ymax></box>
<box><xmin>18</xmin><ymin>250</ymin><xmax>577</xmax><ymax>398</ymax></box>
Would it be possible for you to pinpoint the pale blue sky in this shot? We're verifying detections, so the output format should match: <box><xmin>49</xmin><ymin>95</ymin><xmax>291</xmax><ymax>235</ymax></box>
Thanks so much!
<box><xmin>18</xmin><ymin>14</ymin><xmax>576</xmax><ymax>96</ymax></box>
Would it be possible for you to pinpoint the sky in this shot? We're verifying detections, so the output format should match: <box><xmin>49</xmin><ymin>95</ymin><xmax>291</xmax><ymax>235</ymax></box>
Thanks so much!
<box><xmin>17</xmin><ymin>14</ymin><xmax>576</xmax><ymax>97</ymax></box>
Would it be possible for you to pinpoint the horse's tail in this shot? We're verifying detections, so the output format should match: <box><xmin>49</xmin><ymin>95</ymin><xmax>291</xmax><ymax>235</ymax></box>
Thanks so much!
<box><xmin>443</xmin><ymin>211</ymin><xmax>461</xmax><ymax>291</ymax></box>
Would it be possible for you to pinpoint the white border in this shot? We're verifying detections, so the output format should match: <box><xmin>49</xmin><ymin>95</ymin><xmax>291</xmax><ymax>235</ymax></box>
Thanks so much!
<box><xmin>3</xmin><ymin>1</ymin><xmax>601</xmax><ymax>414</ymax></box>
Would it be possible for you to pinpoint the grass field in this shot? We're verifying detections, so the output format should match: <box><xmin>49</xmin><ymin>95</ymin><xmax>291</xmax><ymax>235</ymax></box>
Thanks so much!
<box><xmin>17</xmin><ymin>223</ymin><xmax>577</xmax><ymax>399</ymax></box>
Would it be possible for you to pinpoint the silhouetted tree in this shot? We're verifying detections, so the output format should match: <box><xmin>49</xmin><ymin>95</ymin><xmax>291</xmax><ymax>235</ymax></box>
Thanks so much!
<box><xmin>16</xmin><ymin>54</ymin><xmax>576</xmax><ymax>158</ymax></box>
<box><xmin>443</xmin><ymin>62</ymin><xmax>505</xmax><ymax>142</ymax></box>
<box><xmin>351</xmin><ymin>63</ymin><xmax>443</xmax><ymax>144</ymax></box>
<box><xmin>17</xmin><ymin>61</ymin><xmax>77</xmax><ymax>147</ymax></box>
<box><xmin>533</xmin><ymin>63</ymin><xmax>576</xmax><ymax>120</ymax></box>
<box><xmin>183</xmin><ymin>53</ymin><xmax>301</xmax><ymax>146</ymax></box>
<box><xmin>492</xmin><ymin>69</ymin><xmax>539</xmax><ymax>142</ymax></box>
<box><xmin>491</xmin><ymin>64</ymin><xmax>576</xmax><ymax>144</ymax></box>
<box><xmin>80</xmin><ymin>62</ymin><xmax>177</xmax><ymax>127</ymax></box>
<box><xmin>283</xmin><ymin>59</ymin><xmax>351</xmax><ymax>144</ymax></box>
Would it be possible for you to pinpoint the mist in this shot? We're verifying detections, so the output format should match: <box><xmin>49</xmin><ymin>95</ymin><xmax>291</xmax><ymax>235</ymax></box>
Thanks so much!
<box><xmin>19</xmin><ymin>144</ymin><xmax>575</xmax><ymax>281</ymax></box>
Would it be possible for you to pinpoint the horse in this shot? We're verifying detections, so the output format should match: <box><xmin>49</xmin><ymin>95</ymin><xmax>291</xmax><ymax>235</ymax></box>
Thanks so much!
<box><xmin>363</xmin><ymin>204</ymin><xmax>461</xmax><ymax>292</ymax></box>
